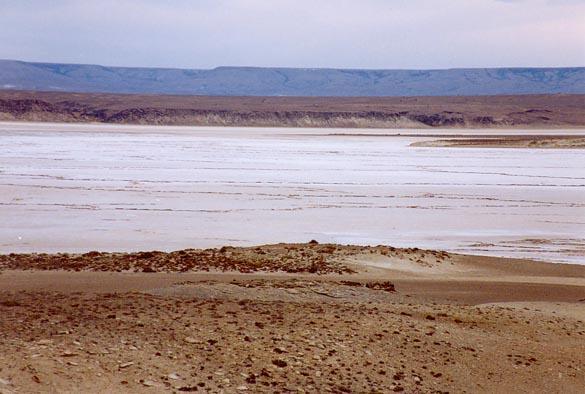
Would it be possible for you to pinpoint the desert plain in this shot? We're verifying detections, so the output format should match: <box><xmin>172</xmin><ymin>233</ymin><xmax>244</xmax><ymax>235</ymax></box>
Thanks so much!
<box><xmin>0</xmin><ymin>120</ymin><xmax>584</xmax><ymax>393</ymax></box>
<box><xmin>1</xmin><ymin>243</ymin><xmax>585</xmax><ymax>393</ymax></box>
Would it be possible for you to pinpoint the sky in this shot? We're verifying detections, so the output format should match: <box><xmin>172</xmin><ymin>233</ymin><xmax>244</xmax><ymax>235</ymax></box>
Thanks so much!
<box><xmin>1</xmin><ymin>0</ymin><xmax>584</xmax><ymax>70</ymax></box>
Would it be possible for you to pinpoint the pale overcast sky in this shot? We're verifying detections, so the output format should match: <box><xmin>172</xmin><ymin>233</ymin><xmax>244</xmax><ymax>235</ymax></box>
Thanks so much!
<box><xmin>1</xmin><ymin>0</ymin><xmax>584</xmax><ymax>69</ymax></box>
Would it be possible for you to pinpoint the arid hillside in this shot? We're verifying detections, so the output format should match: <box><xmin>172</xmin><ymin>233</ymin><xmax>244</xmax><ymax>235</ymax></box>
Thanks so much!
<box><xmin>1</xmin><ymin>91</ymin><xmax>583</xmax><ymax>128</ymax></box>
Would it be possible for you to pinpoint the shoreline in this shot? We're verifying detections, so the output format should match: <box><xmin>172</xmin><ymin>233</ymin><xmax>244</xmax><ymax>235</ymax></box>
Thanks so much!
<box><xmin>3</xmin><ymin>119</ymin><xmax>585</xmax><ymax>132</ymax></box>
<box><xmin>2</xmin><ymin>91</ymin><xmax>584</xmax><ymax>129</ymax></box>
<box><xmin>411</xmin><ymin>135</ymin><xmax>585</xmax><ymax>149</ymax></box>
<box><xmin>3</xmin><ymin>118</ymin><xmax>585</xmax><ymax>131</ymax></box>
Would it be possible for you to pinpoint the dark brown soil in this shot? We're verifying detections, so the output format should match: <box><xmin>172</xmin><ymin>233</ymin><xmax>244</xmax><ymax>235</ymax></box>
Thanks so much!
<box><xmin>1</xmin><ymin>91</ymin><xmax>583</xmax><ymax>128</ymax></box>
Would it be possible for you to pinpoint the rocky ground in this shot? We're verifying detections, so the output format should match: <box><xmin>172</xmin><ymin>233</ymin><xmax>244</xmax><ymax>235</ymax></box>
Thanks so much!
<box><xmin>0</xmin><ymin>243</ymin><xmax>584</xmax><ymax>393</ymax></box>
<box><xmin>0</xmin><ymin>243</ymin><xmax>449</xmax><ymax>274</ymax></box>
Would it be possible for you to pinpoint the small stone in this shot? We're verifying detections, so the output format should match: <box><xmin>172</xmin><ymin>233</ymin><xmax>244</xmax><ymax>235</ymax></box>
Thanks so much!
<box><xmin>119</xmin><ymin>362</ymin><xmax>134</xmax><ymax>369</ymax></box>
<box><xmin>37</xmin><ymin>339</ymin><xmax>52</xmax><ymax>345</ymax></box>
<box><xmin>168</xmin><ymin>373</ymin><xmax>180</xmax><ymax>380</ymax></box>
<box><xmin>237</xmin><ymin>385</ymin><xmax>248</xmax><ymax>391</ymax></box>
<box><xmin>67</xmin><ymin>361</ymin><xmax>79</xmax><ymax>366</ymax></box>
<box><xmin>184</xmin><ymin>337</ymin><xmax>200</xmax><ymax>344</ymax></box>
<box><xmin>142</xmin><ymin>380</ymin><xmax>155</xmax><ymax>387</ymax></box>
<box><xmin>177</xmin><ymin>386</ymin><xmax>198</xmax><ymax>391</ymax></box>
<box><xmin>0</xmin><ymin>378</ymin><xmax>11</xmax><ymax>386</ymax></box>
<box><xmin>61</xmin><ymin>350</ymin><xmax>77</xmax><ymax>357</ymax></box>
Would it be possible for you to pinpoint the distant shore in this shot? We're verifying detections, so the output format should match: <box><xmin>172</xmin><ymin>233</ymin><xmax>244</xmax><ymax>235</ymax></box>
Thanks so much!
<box><xmin>1</xmin><ymin>90</ymin><xmax>584</xmax><ymax>129</ymax></box>
<box><xmin>411</xmin><ymin>135</ymin><xmax>585</xmax><ymax>148</ymax></box>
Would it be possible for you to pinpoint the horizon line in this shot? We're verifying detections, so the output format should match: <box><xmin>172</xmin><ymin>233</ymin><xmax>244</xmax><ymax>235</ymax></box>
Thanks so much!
<box><xmin>2</xmin><ymin>58</ymin><xmax>584</xmax><ymax>72</ymax></box>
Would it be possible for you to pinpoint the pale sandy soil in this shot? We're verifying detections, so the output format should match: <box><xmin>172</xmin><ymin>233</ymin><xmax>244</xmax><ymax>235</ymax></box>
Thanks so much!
<box><xmin>1</xmin><ymin>243</ymin><xmax>584</xmax><ymax>393</ymax></box>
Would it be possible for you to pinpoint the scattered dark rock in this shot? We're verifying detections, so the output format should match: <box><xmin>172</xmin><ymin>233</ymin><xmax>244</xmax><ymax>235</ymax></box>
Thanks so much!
<box><xmin>272</xmin><ymin>359</ymin><xmax>288</xmax><ymax>368</ymax></box>
<box><xmin>340</xmin><ymin>281</ymin><xmax>363</xmax><ymax>287</ymax></box>
<box><xmin>365</xmin><ymin>281</ymin><xmax>396</xmax><ymax>292</ymax></box>
<box><xmin>0</xmin><ymin>300</ymin><xmax>21</xmax><ymax>307</ymax></box>
<box><xmin>178</xmin><ymin>386</ymin><xmax>199</xmax><ymax>392</ymax></box>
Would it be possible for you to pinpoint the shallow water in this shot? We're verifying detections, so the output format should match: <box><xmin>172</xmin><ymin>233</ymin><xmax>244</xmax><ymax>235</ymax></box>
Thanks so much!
<box><xmin>1</xmin><ymin>122</ymin><xmax>584</xmax><ymax>264</ymax></box>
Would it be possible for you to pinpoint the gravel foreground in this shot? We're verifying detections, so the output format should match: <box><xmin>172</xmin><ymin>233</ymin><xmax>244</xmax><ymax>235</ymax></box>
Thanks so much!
<box><xmin>1</xmin><ymin>243</ymin><xmax>584</xmax><ymax>393</ymax></box>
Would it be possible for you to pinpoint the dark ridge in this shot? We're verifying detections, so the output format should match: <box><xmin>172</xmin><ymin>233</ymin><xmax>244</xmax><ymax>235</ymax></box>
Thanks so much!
<box><xmin>1</xmin><ymin>91</ymin><xmax>583</xmax><ymax>128</ymax></box>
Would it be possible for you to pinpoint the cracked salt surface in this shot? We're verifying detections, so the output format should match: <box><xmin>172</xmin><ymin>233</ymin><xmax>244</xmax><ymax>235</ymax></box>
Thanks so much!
<box><xmin>0</xmin><ymin>122</ymin><xmax>584</xmax><ymax>264</ymax></box>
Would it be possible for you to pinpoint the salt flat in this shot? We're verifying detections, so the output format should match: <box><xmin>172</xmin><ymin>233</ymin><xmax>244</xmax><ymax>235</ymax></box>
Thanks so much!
<box><xmin>1</xmin><ymin>122</ymin><xmax>584</xmax><ymax>263</ymax></box>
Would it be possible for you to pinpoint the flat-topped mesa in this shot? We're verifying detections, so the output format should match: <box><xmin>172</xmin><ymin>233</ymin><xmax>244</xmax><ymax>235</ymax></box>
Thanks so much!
<box><xmin>1</xmin><ymin>60</ymin><xmax>583</xmax><ymax>96</ymax></box>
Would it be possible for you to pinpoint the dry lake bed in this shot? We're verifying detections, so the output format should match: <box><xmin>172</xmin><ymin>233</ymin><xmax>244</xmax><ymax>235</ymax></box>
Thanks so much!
<box><xmin>1</xmin><ymin>122</ymin><xmax>584</xmax><ymax>263</ymax></box>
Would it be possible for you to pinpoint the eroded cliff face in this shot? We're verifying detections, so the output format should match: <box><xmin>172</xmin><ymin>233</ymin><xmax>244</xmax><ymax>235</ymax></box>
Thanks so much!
<box><xmin>0</xmin><ymin>93</ymin><xmax>582</xmax><ymax>128</ymax></box>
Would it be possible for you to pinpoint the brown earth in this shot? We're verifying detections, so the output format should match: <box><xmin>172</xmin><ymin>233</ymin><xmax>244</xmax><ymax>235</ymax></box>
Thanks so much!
<box><xmin>0</xmin><ymin>91</ymin><xmax>584</xmax><ymax>128</ymax></box>
<box><xmin>1</xmin><ymin>243</ymin><xmax>584</xmax><ymax>393</ymax></box>
<box><xmin>411</xmin><ymin>135</ymin><xmax>585</xmax><ymax>148</ymax></box>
